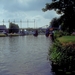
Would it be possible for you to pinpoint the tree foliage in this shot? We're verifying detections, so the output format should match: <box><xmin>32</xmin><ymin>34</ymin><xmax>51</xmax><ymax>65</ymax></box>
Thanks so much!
<box><xmin>43</xmin><ymin>0</ymin><xmax>75</xmax><ymax>33</ymax></box>
<box><xmin>50</xmin><ymin>17</ymin><xmax>60</xmax><ymax>29</ymax></box>
<box><xmin>9</xmin><ymin>22</ymin><xmax>19</xmax><ymax>33</ymax></box>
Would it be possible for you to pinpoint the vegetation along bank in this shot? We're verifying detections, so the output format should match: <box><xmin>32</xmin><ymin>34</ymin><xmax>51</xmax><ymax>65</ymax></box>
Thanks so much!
<box><xmin>48</xmin><ymin>34</ymin><xmax>75</xmax><ymax>75</ymax></box>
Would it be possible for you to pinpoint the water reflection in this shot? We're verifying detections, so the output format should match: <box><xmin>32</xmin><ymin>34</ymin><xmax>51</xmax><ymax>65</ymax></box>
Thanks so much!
<box><xmin>0</xmin><ymin>35</ymin><xmax>53</xmax><ymax>75</ymax></box>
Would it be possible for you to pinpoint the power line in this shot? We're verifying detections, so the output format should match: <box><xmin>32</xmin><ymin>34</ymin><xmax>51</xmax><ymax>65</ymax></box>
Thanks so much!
<box><xmin>0</xmin><ymin>19</ymin><xmax>36</xmax><ymax>28</ymax></box>
<box><xmin>0</xmin><ymin>20</ymin><xmax>35</xmax><ymax>23</ymax></box>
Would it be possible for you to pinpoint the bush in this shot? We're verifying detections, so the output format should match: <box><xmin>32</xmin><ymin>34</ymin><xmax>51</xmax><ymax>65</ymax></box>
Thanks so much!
<box><xmin>54</xmin><ymin>30</ymin><xmax>69</xmax><ymax>39</ymax></box>
<box><xmin>54</xmin><ymin>30</ymin><xmax>64</xmax><ymax>39</ymax></box>
<box><xmin>49</xmin><ymin>40</ymin><xmax>75</xmax><ymax>74</ymax></box>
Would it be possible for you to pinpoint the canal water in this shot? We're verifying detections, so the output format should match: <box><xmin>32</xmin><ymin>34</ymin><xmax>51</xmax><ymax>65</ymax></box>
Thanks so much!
<box><xmin>0</xmin><ymin>35</ymin><xmax>53</xmax><ymax>75</ymax></box>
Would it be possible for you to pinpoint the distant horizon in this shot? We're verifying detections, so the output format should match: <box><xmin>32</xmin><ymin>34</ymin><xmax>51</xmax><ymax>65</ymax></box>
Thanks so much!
<box><xmin>0</xmin><ymin>20</ymin><xmax>49</xmax><ymax>29</ymax></box>
<box><xmin>0</xmin><ymin>19</ymin><xmax>50</xmax><ymax>29</ymax></box>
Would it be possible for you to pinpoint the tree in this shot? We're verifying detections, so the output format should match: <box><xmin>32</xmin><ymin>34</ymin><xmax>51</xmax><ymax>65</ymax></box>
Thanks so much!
<box><xmin>42</xmin><ymin>0</ymin><xmax>75</xmax><ymax>34</ymax></box>
<box><xmin>50</xmin><ymin>17</ymin><xmax>60</xmax><ymax>29</ymax></box>
<box><xmin>9</xmin><ymin>22</ymin><xmax>19</xmax><ymax>33</ymax></box>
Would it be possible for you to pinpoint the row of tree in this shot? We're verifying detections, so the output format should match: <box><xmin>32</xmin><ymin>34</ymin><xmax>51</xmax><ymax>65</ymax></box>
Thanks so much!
<box><xmin>42</xmin><ymin>0</ymin><xmax>75</xmax><ymax>34</ymax></box>
<box><xmin>9</xmin><ymin>22</ymin><xmax>19</xmax><ymax>33</ymax></box>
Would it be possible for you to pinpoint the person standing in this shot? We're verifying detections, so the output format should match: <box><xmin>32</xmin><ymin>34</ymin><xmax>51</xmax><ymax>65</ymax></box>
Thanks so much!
<box><xmin>45</xmin><ymin>28</ymin><xmax>50</xmax><ymax>37</ymax></box>
<box><xmin>49</xmin><ymin>28</ymin><xmax>54</xmax><ymax>41</ymax></box>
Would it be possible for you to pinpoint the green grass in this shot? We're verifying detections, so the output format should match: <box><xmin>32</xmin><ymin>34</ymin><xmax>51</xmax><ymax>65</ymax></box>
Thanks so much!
<box><xmin>57</xmin><ymin>36</ymin><xmax>75</xmax><ymax>43</ymax></box>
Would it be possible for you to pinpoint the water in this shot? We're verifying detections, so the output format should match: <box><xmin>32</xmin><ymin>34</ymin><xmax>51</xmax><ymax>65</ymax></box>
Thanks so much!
<box><xmin>0</xmin><ymin>35</ymin><xmax>53</xmax><ymax>75</ymax></box>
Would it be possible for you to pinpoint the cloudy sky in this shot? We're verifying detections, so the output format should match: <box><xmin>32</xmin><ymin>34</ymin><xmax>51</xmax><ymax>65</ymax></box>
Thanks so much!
<box><xmin>0</xmin><ymin>0</ymin><xmax>60</xmax><ymax>28</ymax></box>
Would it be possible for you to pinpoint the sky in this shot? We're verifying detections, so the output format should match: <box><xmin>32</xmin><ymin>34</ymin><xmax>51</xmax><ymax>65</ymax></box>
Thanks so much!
<box><xmin>0</xmin><ymin>0</ymin><xmax>60</xmax><ymax>28</ymax></box>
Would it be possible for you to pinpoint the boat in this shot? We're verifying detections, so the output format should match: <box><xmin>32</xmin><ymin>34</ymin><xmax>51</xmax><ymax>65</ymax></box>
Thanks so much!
<box><xmin>8</xmin><ymin>33</ymin><xmax>19</xmax><ymax>36</ymax></box>
<box><xmin>33</xmin><ymin>30</ymin><xmax>38</xmax><ymax>37</ymax></box>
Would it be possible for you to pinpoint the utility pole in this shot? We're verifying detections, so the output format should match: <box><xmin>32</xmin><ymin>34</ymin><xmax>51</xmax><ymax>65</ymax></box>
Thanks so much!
<box><xmin>8</xmin><ymin>20</ymin><xmax>10</xmax><ymax>24</ymax></box>
<box><xmin>34</xmin><ymin>19</ymin><xmax>35</xmax><ymax>28</ymax></box>
<box><xmin>27</xmin><ymin>20</ymin><xmax>29</xmax><ymax>28</ymax></box>
<box><xmin>3</xmin><ymin>19</ymin><xmax>4</xmax><ymax>25</ymax></box>
<box><xmin>8</xmin><ymin>20</ymin><xmax>10</xmax><ymax>28</ymax></box>
<box><xmin>13</xmin><ymin>20</ymin><xmax>15</xmax><ymax>24</ymax></box>
<box><xmin>20</xmin><ymin>20</ymin><xmax>22</xmax><ymax>29</ymax></box>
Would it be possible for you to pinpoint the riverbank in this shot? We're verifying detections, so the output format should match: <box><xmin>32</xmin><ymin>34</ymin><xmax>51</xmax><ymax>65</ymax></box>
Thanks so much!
<box><xmin>0</xmin><ymin>33</ymin><xmax>7</xmax><ymax>37</ymax></box>
<box><xmin>49</xmin><ymin>35</ymin><xmax>75</xmax><ymax>75</ymax></box>
<box><xmin>0</xmin><ymin>33</ymin><xmax>20</xmax><ymax>37</ymax></box>
<box><xmin>8</xmin><ymin>33</ymin><xmax>19</xmax><ymax>36</ymax></box>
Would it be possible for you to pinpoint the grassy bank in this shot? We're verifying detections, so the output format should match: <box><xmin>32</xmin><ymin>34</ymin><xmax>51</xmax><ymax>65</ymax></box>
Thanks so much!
<box><xmin>57</xmin><ymin>36</ymin><xmax>75</xmax><ymax>43</ymax></box>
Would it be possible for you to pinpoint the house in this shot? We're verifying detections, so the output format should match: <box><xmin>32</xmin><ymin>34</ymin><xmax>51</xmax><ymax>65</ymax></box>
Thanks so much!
<box><xmin>0</xmin><ymin>25</ymin><xmax>7</xmax><ymax>33</ymax></box>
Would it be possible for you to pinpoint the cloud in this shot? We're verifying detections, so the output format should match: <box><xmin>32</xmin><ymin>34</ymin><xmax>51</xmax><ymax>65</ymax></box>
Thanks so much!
<box><xmin>43</xmin><ymin>10</ymin><xmax>61</xmax><ymax>20</ymax></box>
<box><xmin>0</xmin><ymin>0</ymin><xmax>51</xmax><ymax>12</ymax></box>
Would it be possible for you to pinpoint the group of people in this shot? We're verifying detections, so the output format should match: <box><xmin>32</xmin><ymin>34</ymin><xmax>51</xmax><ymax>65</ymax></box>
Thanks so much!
<box><xmin>45</xmin><ymin>28</ymin><xmax>54</xmax><ymax>41</ymax></box>
<box><xmin>32</xmin><ymin>28</ymin><xmax>54</xmax><ymax>41</ymax></box>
